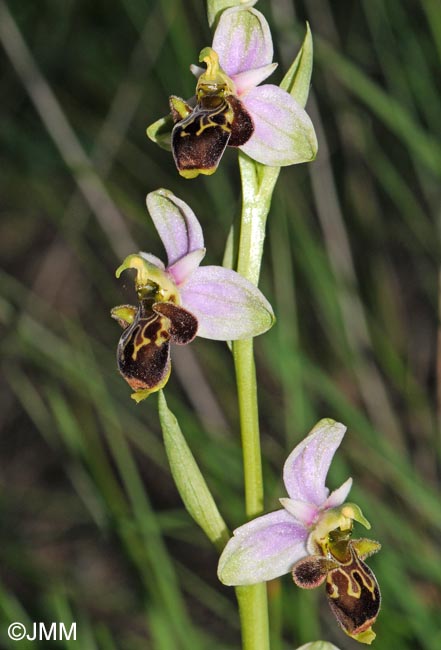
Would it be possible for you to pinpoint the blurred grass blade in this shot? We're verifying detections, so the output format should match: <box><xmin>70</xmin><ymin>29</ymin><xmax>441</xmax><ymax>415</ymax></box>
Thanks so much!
<box><xmin>315</xmin><ymin>36</ymin><xmax>441</xmax><ymax>176</ymax></box>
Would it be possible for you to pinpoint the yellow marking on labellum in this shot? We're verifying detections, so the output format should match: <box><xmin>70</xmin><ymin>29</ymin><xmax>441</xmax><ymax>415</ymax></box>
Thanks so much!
<box><xmin>179</xmin><ymin>102</ymin><xmax>234</xmax><ymax>140</ymax></box>
<box><xmin>325</xmin><ymin>533</ymin><xmax>379</xmax><ymax>602</ymax></box>
<box><xmin>129</xmin><ymin>323</ymin><xmax>148</xmax><ymax>361</ymax></box>
<box><xmin>194</xmin><ymin>118</ymin><xmax>223</xmax><ymax>136</ymax></box>
<box><xmin>327</xmin><ymin>580</ymin><xmax>339</xmax><ymax>598</ymax></box>
<box><xmin>327</xmin><ymin>567</ymin><xmax>375</xmax><ymax>601</ymax></box>
<box><xmin>197</xmin><ymin>110</ymin><xmax>232</xmax><ymax>136</ymax></box>
<box><xmin>131</xmin><ymin>315</ymin><xmax>170</xmax><ymax>361</ymax></box>
<box><xmin>180</xmin><ymin>167</ymin><xmax>215</xmax><ymax>179</ymax></box>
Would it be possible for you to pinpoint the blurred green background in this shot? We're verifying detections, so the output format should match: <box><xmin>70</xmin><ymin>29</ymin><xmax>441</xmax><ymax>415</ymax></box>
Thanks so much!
<box><xmin>1</xmin><ymin>0</ymin><xmax>440</xmax><ymax>648</ymax></box>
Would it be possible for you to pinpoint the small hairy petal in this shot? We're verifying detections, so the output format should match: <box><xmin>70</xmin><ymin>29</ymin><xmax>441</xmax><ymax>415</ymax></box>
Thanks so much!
<box><xmin>168</xmin><ymin>249</ymin><xmax>206</xmax><ymax>286</ymax></box>
<box><xmin>226</xmin><ymin>95</ymin><xmax>254</xmax><ymax>147</ymax></box>
<box><xmin>212</xmin><ymin>6</ymin><xmax>273</xmax><ymax>76</ymax></box>
<box><xmin>292</xmin><ymin>554</ymin><xmax>335</xmax><ymax>589</ymax></box>
<box><xmin>152</xmin><ymin>303</ymin><xmax>198</xmax><ymax>345</ymax></box>
<box><xmin>138</xmin><ymin>252</ymin><xmax>165</xmax><ymax>269</ymax></box>
<box><xmin>190</xmin><ymin>64</ymin><xmax>204</xmax><ymax>79</ymax></box>
<box><xmin>240</xmin><ymin>84</ymin><xmax>317</xmax><ymax>166</ymax></box>
<box><xmin>179</xmin><ymin>265</ymin><xmax>274</xmax><ymax>340</ymax></box>
<box><xmin>146</xmin><ymin>189</ymin><xmax>204</xmax><ymax>266</ymax></box>
<box><xmin>218</xmin><ymin>509</ymin><xmax>308</xmax><ymax>585</ymax></box>
<box><xmin>232</xmin><ymin>63</ymin><xmax>277</xmax><ymax>96</ymax></box>
<box><xmin>283</xmin><ymin>419</ymin><xmax>348</xmax><ymax>506</ymax></box>
<box><xmin>279</xmin><ymin>498</ymin><xmax>319</xmax><ymax>527</ymax></box>
<box><xmin>323</xmin><ymin>477</ymin><xmax>353</xmax><ymax>510</ymax></box>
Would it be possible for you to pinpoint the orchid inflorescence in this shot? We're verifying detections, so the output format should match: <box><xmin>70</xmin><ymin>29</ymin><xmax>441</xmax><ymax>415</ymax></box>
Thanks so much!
<box><xmin>111</xmin><ymin>1</ymin><xmax>382</xmax><ymax>647</ymax></box>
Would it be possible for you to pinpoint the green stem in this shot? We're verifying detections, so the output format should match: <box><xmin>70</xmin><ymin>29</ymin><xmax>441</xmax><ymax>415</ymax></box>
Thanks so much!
<box><xmin>233</xmin><ymin>338</ymin><xmax>263</xmax><ymax>515</ymax></box>
<box><xmin>236</xmin><ymin>584</ymin><xmax>270</xmax><ymax>650</ymax></box>
<box><xmin>233</xmin><ymin>154</ymin><xmax>280</xmax><ymax>650</ymax></box>
<box><xmin>236</xmin><ymin>157</ymin><xmax>280</xmax><ymax>285</ymax></box>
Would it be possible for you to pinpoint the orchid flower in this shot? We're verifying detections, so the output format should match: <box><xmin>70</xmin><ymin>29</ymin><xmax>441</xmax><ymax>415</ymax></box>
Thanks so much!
<box><xmin>111</xmin><ymin>189</ymin><xmax>274</xmax><ymax>402</ymax></box>
<box><xmin>218</xmin><ymin>419</ymin><xmax>381</xmax><ymax>644</ymax></box>
<box><xmin>297</xmin><ymin>641</ymin><xmax>339</xmax><ymax>650</ymax></box>
<box><xmin>147</xmin><ymin>5</ymin><xmax>317</xmax><ymax>178</ymax></box>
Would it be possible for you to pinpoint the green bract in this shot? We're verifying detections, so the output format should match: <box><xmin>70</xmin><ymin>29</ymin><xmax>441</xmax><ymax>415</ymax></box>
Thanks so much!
<box><xmin>158</xmin><ymin>392</ymin><xmax>229</xmax><ymax>549</ymax></box>
<box><xmin>280</xmin><ymin>22</ymin><xmax>314</xmax><ymax>108</ymax></box>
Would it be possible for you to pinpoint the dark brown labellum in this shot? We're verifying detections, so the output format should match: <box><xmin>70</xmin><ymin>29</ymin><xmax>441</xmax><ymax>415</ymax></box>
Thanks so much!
<box><xmin>326</xmin><ymin>540</ymin><xmax>381</xmax><ymax>636</ymax></box>
<box><xmin>116</xmin><ymin>304</ymin><xmax>171</xmax><ymax>392</ymax></box>
<box><xmin>116</xmin><ymin>300</ymin><xmax>198</xmax><ymax>393</ymax></box>
<box><xmin>292</xmin><ymin>539</ymin><xmax>381</xmax><ymax>638</ymax></box>
<box><xmin>170</xmin><ymin>93</ymin><xmax>254</xmax><ymax>178</ymax></box>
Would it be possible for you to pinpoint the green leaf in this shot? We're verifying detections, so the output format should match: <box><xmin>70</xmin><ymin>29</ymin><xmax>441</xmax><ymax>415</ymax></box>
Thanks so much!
<box><xmin>280</xmin><ymin>23</ymin><xmax>313</xmax><ymax>108</ymax></box>
<box><xmin>158</xmin><ymin>391</ymin><xmax>230</xmax><ymax>550</ymax></box>
<box><xmin>222</xmin><ymin>223</ymin><xmax>237</xmax><ymax>271</ymax></box>
<box><xmin>207</xmin><ymin>0</ymin><xmax>257</xmax><ymax>29</ymax></box>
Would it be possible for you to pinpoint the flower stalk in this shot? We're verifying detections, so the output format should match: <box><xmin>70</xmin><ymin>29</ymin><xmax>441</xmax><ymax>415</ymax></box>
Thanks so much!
<box><xmin>230</xmin><ymin>16</ymin><xmax>316</xmax><ymax>648</ymax></box>
<box><xmin>234</xmin><ymin>153</ymin><xmax>281</xmax><ymax>515</ymax></box>
<box><xmin>232</xmin><ymin>153</ymin><xmax>280</xmax><ymax>650</ymax></box>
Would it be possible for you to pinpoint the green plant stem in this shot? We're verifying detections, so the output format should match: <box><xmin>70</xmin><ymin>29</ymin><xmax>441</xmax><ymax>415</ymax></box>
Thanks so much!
<box><xmin>233</xmin><ymin>338</ymin><xmax>263</xmax><ymax>515</ymax></box>
<box><xmin>233</xmin><ymin>154</ymin><xmax>280</xmax><ymax>650</ymax></box>
<box><xmin>236</xmin><ymin>584</ymin><xmax>270</xmax><ymax>650</ymax></box>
